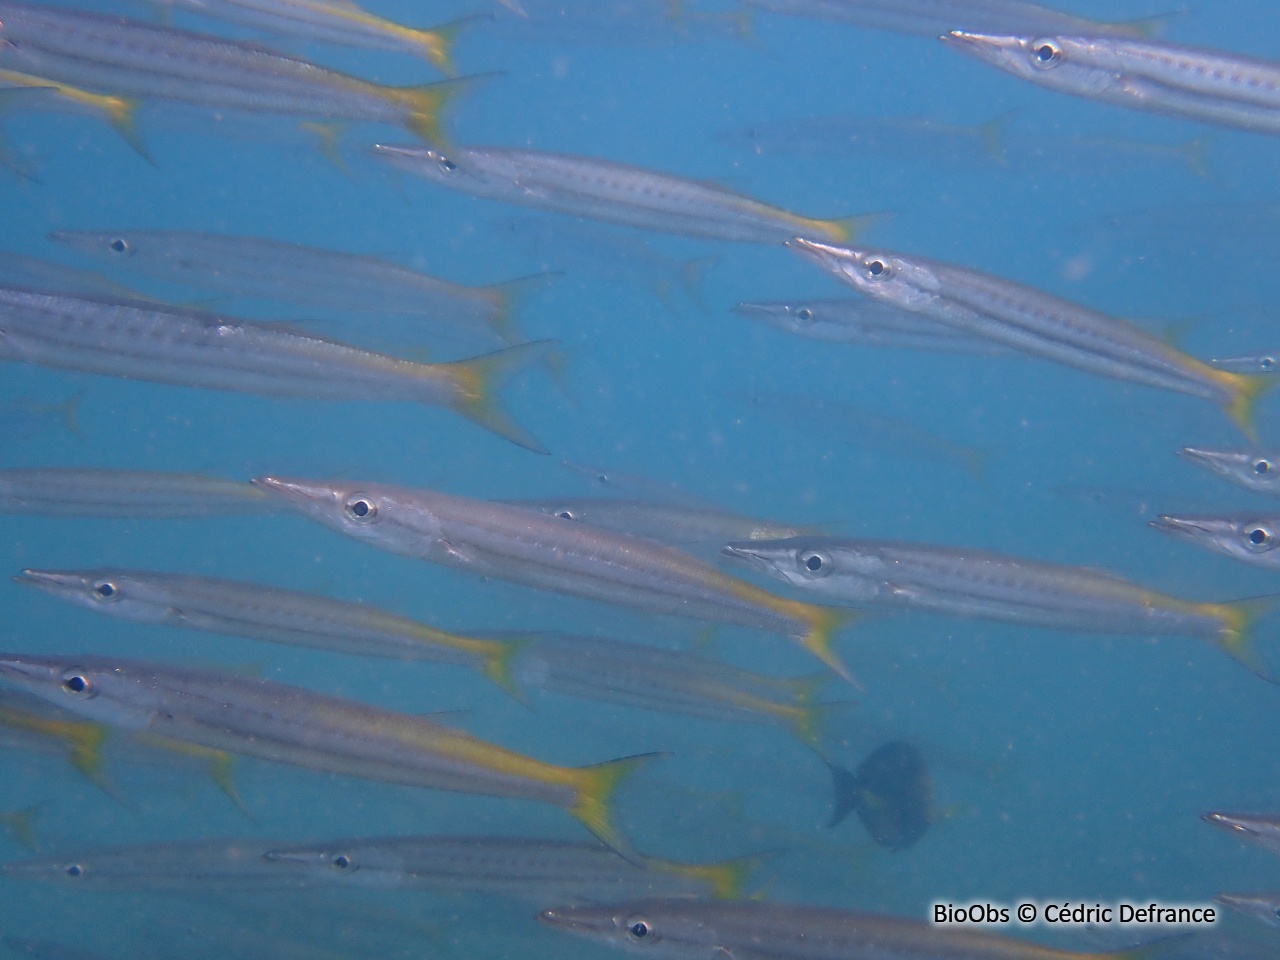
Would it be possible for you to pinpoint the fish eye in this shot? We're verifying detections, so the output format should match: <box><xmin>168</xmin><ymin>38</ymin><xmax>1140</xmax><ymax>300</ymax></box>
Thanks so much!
<box><xmin>627</xmin><ymin>920</ymin><xmax>651</xmax><ymax>940</ymax></box>
<box><xmin>1032</xmin><ymin>39</ymin><xmax>1062</xmax><ymax>67</ymax></box>
<box><xmin>1247</xmin><ymin>525</ymin><xmax>1273</xmax><ymax>548</ymax></box>
<box><xmin>108</xmin><ymin>237</ymin><xmax>131</xmax><ymax>254</ymax></box>
<box><xmin>331</xmin><ymin>854</ymin><xmax>352</xmax><ymax>870</ymax></box>
<box><xmin>91</xmin><ymin>579</ymin><xmax>121</xmax><ymax>602</ymax></box>
<box><xmin>344</xmin><ymin>494</ymin><xmax>377</xmax><ymax>522</ymax></box>
<box><xmin>799</xmin><ymin>549</ymin><xmax>832</xmax><ymax>577</ymax></box>
<box><xmin>60</xmin><ymin>671</ymin><xmax>94</xmax><ymax>698</ymax></box>
<box><xmin>439</xmin><ymin>158</ymin><xmax>457</xmax><ymax>172</ymax></box>
<box><xmin>864</xmin><ymin>258</ymin><xmax>890</xmax><ymax>281</ymax></box>
<box><xmin>1255</xmin><ymin>459</ymin><xmax>1272</xmax><ymax>476</ymax></box>
<box><xmin>795</xmin><ymin>307</ymin><xmax>814</xmax><ymax>323</ymax></box>
<box><xmin>63</xmin><ymin>862</ymin><xmax>84</xmax><ymax>878</ymax></box>
<box><xmin>554</xmin><ymin>508</ymin><xmax>577</xmax><ymax>520</ymax></box>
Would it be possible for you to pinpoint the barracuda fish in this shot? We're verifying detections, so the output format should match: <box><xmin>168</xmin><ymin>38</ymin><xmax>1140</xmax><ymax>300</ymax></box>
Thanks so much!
<box><xmin>1213</xmin><ymin>892</ymin><xmax>1280</xmax><ymax>931</ymax></box>
<box><xmin>721</xmin><ymin>536</ymin><xmax>1277</xmax><ymax>681</ymax></box>
<box><xmin>506</xmin><ymin>631</ymin><xmax>835</xmax><ymax>745</ymax></box>
<box><xmin>0</xmin><ymin>286</ymin><xmax>551</xmax><ymax>452</ymax></box>
<box><xmin>1150</xmin><ymin>515</ymin><xmax>1280</xmax><ymax>570</ymax></box>
<box><xmin>0</xmin><ymin>2</ymin><xmax>470</xmax><ymax>145</ymax></box>
<box><xmin>0</xmin><ymin>468</ymin><xmax>273</xmax><ymax>517</ymax></box>
<box><xmin>142</xmin><ymin>0</ymin><xmax>475</xmax><ymax>74</ymax></box>
<box><xmin>0</xmin><ymin>654</ymin><xmax>656</xmax><ymax>855</ymax></box>
<box><xmin>0</xmin><ymin>252</ymin><xmax>144</xmax><ymax>301</ymax></box>
<box><xmin>13</xmin><ymin>569</ymin><xmax>526</xmax><ymax>694</ymax></box>
<box><xmin>789</xmin><ymin>239</ymin><xmax>1270</xmax><ymax>436</ymax></box>
<box><xmin>945</xmin><ymin>32</ymin><xmax>1280</xmax><ymax>137</ymax></box>
<box><xmin>1</xmin><ymin>838</ymin><xmax>309</xmax><ymax>890</ymax></box>
<box><xmin>1178</xmin><ymin>447</ymin><xmax>1280</xmax><ymax>497</ymax></box>
<box><xmin>731</xmin><ymin>299</ymin><xmax>1004</xmax><ymax>353</ymax></box>
<box><xmin>1203</xmin><ymin>812</ymin><xmax>1280</xmax><ymax>858</ymax></box>
<box><xmin>371</xmin><ymin>144</ymin><xmax>871</xmax><ymax>245</ymax></box>
<box><xmin>50</xmin><ymin>230</ymin><xmax>550</xmax><ymax>346</ymax></box>
<box><xmin>0</xmin><ymin>68</ymin><xmax>148</xmax><ymax>159</ymax></box>
<box><xmin>251</xmin><ymin>477</ymin><xmax>853</xmax><ymax>681</ymax></box>
<box><xmin>741</xmin><ymin>0</ymin><xmax>1167</xmax><ymax>38</ymax></box>
<box><xmin>264</xmin><ymin>835</ymin><xmax>755</xmax><ymax>900</ymax></box>
<box><xmin>538</xmin><ymin>898</ymin><xmax>1175</xmax><ymax>960</ymax></box>
<box><xmin>505</xmin><ymin>498</ymin><xmax>809</xmax><ymax>545</ymax></box>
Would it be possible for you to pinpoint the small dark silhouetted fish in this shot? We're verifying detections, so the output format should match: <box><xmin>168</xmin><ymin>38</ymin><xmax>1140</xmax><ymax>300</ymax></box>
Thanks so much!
<box><xmin>827</xmin><ymin>740</ymin><xmax>931</xmax><ymax>850</ymax></box>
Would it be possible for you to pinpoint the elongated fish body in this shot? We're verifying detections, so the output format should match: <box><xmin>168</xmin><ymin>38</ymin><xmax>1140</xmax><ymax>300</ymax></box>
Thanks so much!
<box><xmin>49</xmin><ymin>231</ymin><xmax>531</xmax><ymax>343</ymax></box>
<box><xmin>0</xmin><ymin>252</ymin><xmax>144</xmax><ymax>301</ymax></box>
<box><xmin>1203</xmin><ymin>812</ymin><xmax>1280</xmax><ymax>859</ymax></box>
<box><xmin>0</xmin><ymin>2</ymin><xmax>460</xmax><ymax>142</ymax></box>
<box><xmin>265</xmin><ymin>835</ymin><xmax>747</xmax><ymax>900</ymax></box>
<box><xmin>743</xmin><ymin>0</ymin><xmax>1161</xmax><ymax>37</ymax></box>
<box><xmin>372</xmin><ymin>144</ymin><xmax>864</xmax><ymax>245</ymax></box>
<box><xmin>13</xmin><ymin>569</ymin><xmax>524</xmax><ymax>690</ymax></box>
<box><xmin>1214</xmin><ymin>892</ymin><xmax>1280</xmax><ymax>931</ymax></box>
<box><xmin>732</xmin><ymin>299</ymin><xmax>1006</xmax><ymax>353</ymax></box>
<box><xmin>251</xmin><ymin>477</ymin><xmax>851</xmax><ymax>680</ymax></box>
<box><xmin>721</xmin><ymin>536</ymin><xmax>1269</xmax><ymax>677</ymax></box>
<box><xmin>144</xmin><ymin>0</ymin><xmax>465</xmax><ymax>72</ymax></box>
<box><xmin>790</xmin><ymin>239</ymin><xmax>1268</xmax><ymax>433</ymax></box>
<box><xmin>945</xmin><ymin>32</ymin><xmax>1280</xmax><ymax>136</ymax></box>
<box><xmin>0</xmin><ymin>468</ymin><xmax>272</xmax><ymax>517</ymax></box>
<box><xmin>0</xmin><ymin>67</ymin><xmax>148</xmax><ymax>154</ymax></box>
<box><xmin>1150</xmin><ymin>515</ymin><xmax>1280</xmax><ymax>570</ymax></box>
<box><xmin>507</xmin><ymin>631</ymin><xmax>828</xmax><ymax>741</ymax></box>
<box><xmin>538</xmin><ymin>899</ymin><xmax>1150</xmax><ymax>960</ymax></box>
<box><xmin>0</xmin><ymin>653</ymin><xmax>653</xmax><ymax>854</ymax></box>
<box><xmin>1</xmin><ymin>838</ymin><xmax>307</xmax><ymax>890</ymax></box>
<box><xmin>1178</xmin><ymin>447</ymin><xmax>1280</xmax><ymax>497</ymax></box>
<box><xmin>505</xmin><ymin>498</ymin><xmax>808</xmax><ymax>545</ymax></box>
<box><xmin>0</xmin><ymin>286</ymin><xmax>549</xmax><ymax>451</ymax></box>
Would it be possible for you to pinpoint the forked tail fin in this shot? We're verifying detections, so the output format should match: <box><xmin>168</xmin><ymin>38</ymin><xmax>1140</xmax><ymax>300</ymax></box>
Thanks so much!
<box><xmin>396</xmin><ymin>72</ymin><xmax>499</xmax><ymax>147</ymax></box>
<box><xmin>570</xmin><ymin>752</ymin><xmax>666</xmax><ymax>861</ymax></box>
<box><xmin>814</xmin><ymin>213</ymin><xmax>883</xmax><ymax>245</ymax></box>
<box><xmin>1210</xmin><ymin>595</ymin><xmax>1280</xmax><ymax>683</ymax></box>
<box><xmin>480</xmin><ymin>635</ymin><xmax>530</xmax><ymax>702</ymax></box>
<box><xmin>440</xmin><ymin>339</ymin><xmax>558</xmax><ymax>453</ymax></box>
<box><xmin>796</xmin><ymin>607</ymin><xmax>860</xmax><ymax>689</ymax></box>
<box><xmin>480</xmin><ymin>272</ymin><xmax>560</xmax><ymax>344</ymax></box>
<box><xmin>645</xmin><ymin>852</ymin><xmax>768</xmax><ymax>899</ymax></box>
<box><xmin>405</xmin><ymin>14</ymin><xmax>490</xmax><ymax>75</ymax></box>
<box><xmin>102</xmin><ymin>96</ymin><xmax>152</xmax><ymax>165</ymax></box>
<box><xmin>1220</xmin><ymin>370</ymin><xmax>1273</xmax><ymax>441</ymax></box>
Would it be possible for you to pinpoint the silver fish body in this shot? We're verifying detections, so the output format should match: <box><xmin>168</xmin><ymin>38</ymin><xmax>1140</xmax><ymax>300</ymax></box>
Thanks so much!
<box><xmin>506</xmin><ymin>498</ymin><xmax>808</xmax><ymax>545</ymax></box>
<box><xmin>249</xmin><ymin>477</ymin><xmax>850</xmax><ymax>679</ymax></box>
<box><xmin>0</xmin><ymin>468</ymin><xmax>272</xmax><ymax>517</ymax></box>
<box><xmin>372</xmin><ymin>144</ymin><xmax>860</xmax><ymax>245</ymax></box>
<box><xmin>0</xmin><ymin>286</ymin><xmax>549</xmax><ymax>451</ymax></box>
<box><xmin>732</xmin><ymin>298</ymin><xmax>1003</xmax><ymax>353</ymax></box>
<box><xmin>1149</xmin><ymin>515</ymin><xmax>1280</xmax><ymax>570</ymax></box>
<box><xmin>538</xmin><ymin>898</ymin><xmax>1129</xmax><ymax>960</ymax></box>
<box><xmin>1213</xmin><ymin>892</ymin><xmax>1280</xmax><ymax>931</ymax></box>
<box><xmin>1178</xmin><ymin>447</ymin><xmax>1280</xmax><ymax>497</ymax></box>
<box><xmin>1203</xmin><ymin>811</ymin><xmax>1280</xmax><ymax>859</ymax></box>
<box><xmin>945</xmin><ymin>32</ymin><xmax>1280</xmax><ymax>136</ymax></box>
<box><xmin>789</xmin><ymin>239</ymin><xmax>1264</xmax><ymax>432</ymax></box>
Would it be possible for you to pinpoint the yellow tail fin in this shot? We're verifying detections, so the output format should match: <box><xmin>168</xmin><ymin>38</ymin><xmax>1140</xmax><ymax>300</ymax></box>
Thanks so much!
<box><xmin>571</xmin><ymin>752</ymin><xmax>665</xmax><ymax>860</ymax></box>
<box><xmin>1221</xmin><ymin>371</ymin><xmax>1273</xmax><ymax>440</ymax></box>
<box><xmin>480</xmin><ymin>272</ymin><xmax>559</xmax><ymax>344</ymax></box>
<box><xmin>395</xmin><ymin>73</ymin><xmax>497</xmax><ymax>147</ymax></box>
<box><xmin>442</xmin><ymin>339</ymin><xmax>557</xmax><ymax>453</ymax></box>
<box><xmin>799</xmin><ymin>608</ymin><xmax>860</xmax><ymax>689</ymax></box>
<box><xmin>1210</xmin><ymin>596</ymin><xmax>1280</xmax><ymax>682</ymax></box>
<box><xmin>65</xmin><ymin>722</ymin><xmax>113</xmax><ymax>796</ymax></box>
<box><xmin>644</xmin><ymin>852</ymin><xmax>766</xmax><ymax>899</ymax></box>
<box><xmin>816</xmin><ymin>214</ymin><xmax>881</xmax><ymax>245</ymax></box>
<box><xmin>785</xmin><ymin>698</ymin><xmax>857</xmax><ymax>749</ymax></box>
<box><xmin>299</xmin><ymin>121</ymin><xmax>349</xmax><ymax>172</ymax></box>
<box><xmin>481</xmin><ymin>636</ymin><xmax>530</xmax><ymax>702</ymax></box>
<box><xmin>407</xmin><ymin>14</ymin><xmax>487</xmax><ymax>75</ymax></box>
<box><xmin>102</xmin><ymin>97</ymin><xmax>152</xmax><ymax>165</ymax></box>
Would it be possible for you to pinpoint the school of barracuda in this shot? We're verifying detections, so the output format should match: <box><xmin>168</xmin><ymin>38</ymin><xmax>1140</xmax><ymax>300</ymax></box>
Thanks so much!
<box><xmin>2</xmin><ymin>0</ymin><xmax>1280</xmax><ymax>958</ymax></box>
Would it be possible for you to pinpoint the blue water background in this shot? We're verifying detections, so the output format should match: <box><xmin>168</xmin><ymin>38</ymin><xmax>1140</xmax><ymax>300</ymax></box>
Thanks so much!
<box><xmin>2</xmin><ymin>0</ymin><xmax>1279</xmax><ymax>956</ymax></box>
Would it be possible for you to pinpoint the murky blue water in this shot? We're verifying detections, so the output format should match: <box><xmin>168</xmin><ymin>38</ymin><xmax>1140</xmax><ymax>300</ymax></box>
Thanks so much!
<box><xmin>2</xmin><ymin>1</ymin><xmax>1280</xmax><ymax>958</ymax></box>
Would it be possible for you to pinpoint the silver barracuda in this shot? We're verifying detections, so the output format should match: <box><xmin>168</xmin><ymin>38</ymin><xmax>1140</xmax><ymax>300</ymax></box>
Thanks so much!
<box><xmin>0</xmin><ymin>252</ymin><xmax>145</xmax><ymax>301</ymax></box>
<box><xmin>506</xmin><ymin>631</ymin><xmax>834</xmax><ymax>745</ymax></box>
<box><xmin>0</xmin><ymin>468</ymin><xmax>272</xmax><ymax>517</ymax></box>
<box><xmin>49</xmin><ymin>230</ymin><xmax>549</xmax><ymax>346</ymax></box>
<box><xmin>0</xmin><ymin>653</ymin><xmax>656</xmax><ymax>856</ymax></box>
<box><xmin>537</xmin><ymin>898</ymin><xmax>1173</xmax><ymax>960</ymax></box>
<box><xmin>945</xmin><ymin>32</ymin><xmax>1280</xmax><ymax>137</ymax></box>
<box><xmin>141</xmin><ymin>0</ymin><xmax>475</xmax><ymax>73</ymax></box>
<box><xmin>0</xmin><ymin>286</ymin><xmax>551</xmax><ymax>452</ymax></box>
<box><xmin>721</xmin><ymin>536</ymin><xmax>1277</xmax><ymax>681</ymax></box>
<box><xmin>741</xmin><ymin>0</ymin><xmax>1165</xmax><ymax>38</ymax></box>
<box><xmin>371</xmin><ymin>144</ymin><xmax>871</xmax><ymax>245</ymax></box>
<box><xmin>264</xmin><ymin>834</ymin><xmax>755</xmax><ymax>900</ymax></box>
<box><xmin>504</xmin><ymin>498</ymin><xmax>809</xmax><ymax>545</ymax></box>
<box><xmin>731</xmin><ymin>299</ymin><xmax>1005</xmax><ymax>353</ymax></box>
<box><xmin>0</xmin><ymin>2</ymin><xmax>469</xmax><ymax>144</ymax></box>
<box><xmin>13</xmin><ymin>569</ymin><xmax>526</xmax><ymax>694</ymax></box>
<box><xmin>789</xmin><ymin>239</ymin><xmax>1271</xmax><ymax>436</ymax></box>
<box><xmin>250</xmin><ymin>477</ymin><xmax>853</xmax><ymax>681</ymax></box>
<box><xmin>1203</xmin><ymin>811</ymin><xmax>1280</xmax><ymax>859</ymax></box>
<box><xmin>1</xmin><ymin>838</ymin><xmax>309</xmax><ymax>890</ymax></box>
<box><xmin>0</xmin><ymin>68</ymin><xmax>148</xmax><ymax>158</ymax></box>
<box><xmin>1178</xmin><ymin>447</ymin><xmax>1280</xmax><ymax>497</ymax></box>
<box><xmin>1213</xmin><ymin>892</ymin><xmax>1280</xmax><ymax>931</ymax></box>
<box><xmin>1149</xmin><ymin>515</ymin><xmax>1280</xmax><ymax>570</ymax></box>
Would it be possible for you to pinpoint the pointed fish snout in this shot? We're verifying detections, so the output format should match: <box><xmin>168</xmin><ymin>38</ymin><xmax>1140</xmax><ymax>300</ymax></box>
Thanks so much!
<box><xmin>1202</xmin><ymin>811</ymin><xmax>1258</xmax><ymax>835</ymax></box>
<box><xmin>1149</xmin><ymin>515</ymin><xmax>1215</xmax><ymax>537</ymax></box>
<box><xmin>12</xmin><ymin>569</ymin><xmax>80</xmax><ymax>589</ymax></box>
<box><xmin>250</xmin><ymin>476</ymin><xmax>333</xmax><ymax>505</ymax></box>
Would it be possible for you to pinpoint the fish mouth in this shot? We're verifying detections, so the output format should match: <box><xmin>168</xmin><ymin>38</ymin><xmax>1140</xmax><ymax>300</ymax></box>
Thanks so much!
<box><xmin>250</xmin><ymin>476</ymin><xmax>337</xmax><ymax>510</ymax></box>
<box><xmin>940</xmin><ymin>30</ymin><xmax>1016</xmax><ymax>54</ymax></box>
<box><xmin>535</xmin><ymin>908</ymin><xmax>598</xmax><ymax>934</ymax></box>
<box><xmin>12</xmin><ymin>569</ymin><xmax>82</xmax><ymax>591</ymax></box>
<box><xmin>1148</xmin><ymin>515</ymin><xmax>1217</xmax><ymax>541</ymax></box>
<box><xmin>729</xmin><ymin>302</ymin><xmax>770</xmax><ymax>318</ymax></box>
<box><xmin>0</xmin><ymin>658</ymin><xmax>44</xmax><ymax>684</ymax></box>
<box><xmin>720</xmin><ymin>542</ymin><xmax>774</xmax><ymax>573</ymax></box>
<box><xmin>1201</xmin><ymin>811</ymin><xmax>1257</xmax><ymax>836</ymax></box>
<box><xmin>1176</xmin><ymin>447</ymin><xmax>1233</xmax><ymax>471</ymax></box>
